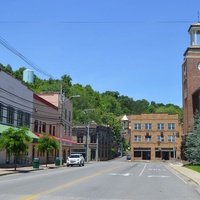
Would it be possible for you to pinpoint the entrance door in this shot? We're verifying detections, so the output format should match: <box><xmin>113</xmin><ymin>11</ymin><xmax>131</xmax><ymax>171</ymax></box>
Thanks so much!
<box><xmin>162</xmin><ymin>151</ymin><xmax>169</xmax><ymax>160</ymax></box>
<box><xmin>142</xmin><ymin>151</ymin><xmax>151</xmax><ymax>160</ymax></box>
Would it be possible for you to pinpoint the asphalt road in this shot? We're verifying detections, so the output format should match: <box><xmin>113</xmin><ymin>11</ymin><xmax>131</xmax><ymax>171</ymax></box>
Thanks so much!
<box><xmin>0</xmin><ymin>158</ymin><xmax>200</xmax><ymax>200</ymax></box>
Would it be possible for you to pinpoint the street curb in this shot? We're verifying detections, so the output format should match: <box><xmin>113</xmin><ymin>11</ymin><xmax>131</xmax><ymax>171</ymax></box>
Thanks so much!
<box><xmin>168</xmin><ymin>164</ymin><xmax>200</xmax><ymax>186</ymax></box>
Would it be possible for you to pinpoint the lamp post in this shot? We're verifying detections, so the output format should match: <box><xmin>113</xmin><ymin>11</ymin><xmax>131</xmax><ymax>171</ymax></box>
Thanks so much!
<box><xmin>59</xmin><ymin>91</ymin><xmax>80</xmax><ymax>165</ymax></box>
<box><xmin>173</xmin><ymin>132</ymin><xmax>176</xmax><ymax>160</ymax></box>
<box><xmin>96</xmin><ymin>126</ymin><xmax>99</xmax><ymax>162</ymax></box>
<box><xmin>83</xmin><ymin>109</ymin><xmax>95</xmax><ymax>162</ymax></box>
<box><xmin>86</xmin><ymin>123</ymin><xmax>90</xmax><ymax>163</ymax></box>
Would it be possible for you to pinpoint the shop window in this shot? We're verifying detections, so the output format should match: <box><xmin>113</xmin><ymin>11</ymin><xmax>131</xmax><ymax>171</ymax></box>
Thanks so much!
<box><xmin>134</xmin><ymin>151</ymin><xmax>141</xmax><ymax>157</ymax></box>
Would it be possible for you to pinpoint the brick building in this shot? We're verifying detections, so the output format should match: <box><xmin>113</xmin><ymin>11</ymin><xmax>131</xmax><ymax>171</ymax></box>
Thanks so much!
<box><xmin>182</xmin><ymin>22</ymin><xmax>200</xmax><ymax>134</ymax></box>
<box><xmin>129</xmin><ymin>114</ymin><xmax>182</xmax><ymax>161</ymax></box>
<box><xmin>71</xmin><ymin>124</ymin><xmax>113</xmax><ymax>161</ymax></box>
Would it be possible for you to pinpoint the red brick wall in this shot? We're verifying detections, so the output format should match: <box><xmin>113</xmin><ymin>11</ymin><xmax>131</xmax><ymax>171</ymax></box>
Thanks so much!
<box><xmin>183</xmin><ymin>47</ymin><xmax>200</xmax><ymax>134</ymax></box>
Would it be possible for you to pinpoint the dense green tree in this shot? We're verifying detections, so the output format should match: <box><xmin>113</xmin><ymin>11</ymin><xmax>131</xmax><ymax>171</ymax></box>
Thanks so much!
<box><xmin>36</xmin><ymin>133</ymin><xmax>59</xmax><ymax>167</ymax></box>
<box><xmin>0</xmin><ymin>127</ymin><xmax>32</xmax><ymax>171</ymax></box>
<box><xmin>0</xmin><ymin>63</ymin><xmax>13</xmax><ymax>74</ymax></box>
<box><xmin>185</xmin><ymin>114</ymin><xmax>200</xmax><ymax>164</ymax></box>
<box><xmin>13</xmin><ymin>67</ymin><xmax>26</xmax><ymax>80</ymax></box>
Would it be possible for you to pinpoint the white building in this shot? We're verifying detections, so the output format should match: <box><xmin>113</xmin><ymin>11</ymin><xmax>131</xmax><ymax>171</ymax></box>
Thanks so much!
<box><xmin>0</xmin><ymin>69</ymin><xmax>38</xmax><ymax>164</ymax></box>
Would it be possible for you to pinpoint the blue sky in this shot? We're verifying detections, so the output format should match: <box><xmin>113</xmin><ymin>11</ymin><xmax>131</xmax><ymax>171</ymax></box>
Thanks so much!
<box><xmin>0</xmin><ymin>0</ymin><xmax>199</xmax><ymax>107</ymax></box>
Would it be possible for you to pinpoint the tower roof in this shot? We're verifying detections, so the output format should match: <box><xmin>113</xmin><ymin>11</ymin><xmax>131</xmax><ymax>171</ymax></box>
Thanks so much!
<box><xmin>121</xmin><ymin>115</ymin><xmax>129</xmax><ymax>121</ymax></box>
<box><xmin>188</xmin><ymin>22</ymin><xmax>200</xmax><ymax>32</ymax></box>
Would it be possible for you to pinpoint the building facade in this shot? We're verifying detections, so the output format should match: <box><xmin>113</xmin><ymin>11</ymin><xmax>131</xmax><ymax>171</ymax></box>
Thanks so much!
<box><xmin>32</xmin><ymin>94</ymin><xmax>60</xmax><ymax>163</ymax></box>
<box><xmin>37</xmin><ymin>93</ymin><xmax>76</xmax><ymax>163</ymax></box>
<box><xmin>71</xmin><ymin>124</ymin><xmax>113</xmax><ymax>161</ymax></box>
<box><xmin>0</xmin><ymin>69</ymin><xmax>38</xmax><ymax>164</ymax></box>
<box><xmin>129</xmin><ymin>114</ymin><xmax>182</xmax><ymax>161</ymax></box>
<box><xmin>182</xmin><ymin>23</ymin><xmax>200</xmax><ymax>135</ymax></box>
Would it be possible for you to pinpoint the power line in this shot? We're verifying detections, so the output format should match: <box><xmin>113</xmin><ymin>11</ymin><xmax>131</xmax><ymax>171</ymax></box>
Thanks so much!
<box><xmin>0</xmin><ymin>87</ymin><xmax>62</xmax><ymax>113</ymax></box>
<box><xmin>0</xmin><ymin>36</ymin><xmax>54</xmax><ymax>79</ymax></box>
<box><xmin>0</xmin><ymin>20</ymin><xmax>194</xmax><ymax>24</ymax></box>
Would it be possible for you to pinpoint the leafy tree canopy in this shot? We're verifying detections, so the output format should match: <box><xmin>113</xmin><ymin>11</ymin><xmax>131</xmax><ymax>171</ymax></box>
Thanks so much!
<box><xmin>36</xmin><ymin>133</ymin><xmax>59</xmax><ymax>166</ymax></box>
<box><xmin>185</xmin><ymin>114</ymin><xmax>200</xmax><ymax>164</ymax></box>
<box><xmin>0</xmin><ymin>127</ymin><xmax>32</xmax><ymax>170</ymax></box>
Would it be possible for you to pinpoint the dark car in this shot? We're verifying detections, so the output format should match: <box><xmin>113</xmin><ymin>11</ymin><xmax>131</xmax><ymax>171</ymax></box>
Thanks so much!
<box><xmin>127</xmin><ymin>155</ymin><xmax>131</xmax><ymax>160</ymax></box>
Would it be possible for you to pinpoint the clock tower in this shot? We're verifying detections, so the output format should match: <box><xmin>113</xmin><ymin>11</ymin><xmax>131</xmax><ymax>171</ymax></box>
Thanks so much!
<box><xmin>183</xmin><ymin>22</ymin><xmax>200</xmax><ymax>134</ymax></box>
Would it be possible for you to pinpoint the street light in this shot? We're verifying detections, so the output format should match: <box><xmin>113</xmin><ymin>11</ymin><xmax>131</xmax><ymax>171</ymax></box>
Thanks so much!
<box><xmin>59</xmin><ymin>91</ymin><xmax>80</xmax><ymax>165</ymax></box>
<box><xmin>69</xmin><ymin>95</ymin><xmax>80</xmax><ymax>99</ymax></box>
<box><xmin>83</xmin><ymin>109</ymin><xmax>95</xmax><ymax>162</ymax></box>
<box><xmin>86</xmin><ymin>120</ymin><xmax>96</xmax><ymax>162</ymax></box>
<box><xmin>173</xmin><ymin>132</ymin><xmax>176</xmax><ymax>160</ymax></box>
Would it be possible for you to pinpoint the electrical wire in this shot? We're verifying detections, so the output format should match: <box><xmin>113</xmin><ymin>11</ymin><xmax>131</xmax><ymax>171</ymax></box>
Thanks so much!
<box><xmin>0</xmin><ymin>87</ymin><xmax>72</xmax><ymax>115</ymax></box>
<box><xmin>0</xmin><ymin>36</ymin><xmax>55</xmax><ymax>79</ymax></box>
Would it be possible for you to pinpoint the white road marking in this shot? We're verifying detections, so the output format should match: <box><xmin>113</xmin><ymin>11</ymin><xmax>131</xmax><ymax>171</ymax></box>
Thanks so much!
<box><xmin>139</xmin><ymin>163</ymin><xmax>147</xmax><ymax>176</ymax></box>
<box><xmin>108</xmin><ymin>173</ymin><xmax>132</xmax><ymax>176</ymax></box>
<box><xmin>148</xmin><ymin>175</ymin><xmax>169</xmax><ymax>178</ymax></box>
<box><xmin>148</xmin><ymin>168</ymin><xmax>166</xmax><ymax>171</ymax></box>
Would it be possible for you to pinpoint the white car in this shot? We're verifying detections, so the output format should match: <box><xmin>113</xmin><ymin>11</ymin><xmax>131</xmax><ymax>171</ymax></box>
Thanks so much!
<box><xmin>67</xmin><ymin>154</ymin><xmax>85</xmax><ymax>167</ymax></box>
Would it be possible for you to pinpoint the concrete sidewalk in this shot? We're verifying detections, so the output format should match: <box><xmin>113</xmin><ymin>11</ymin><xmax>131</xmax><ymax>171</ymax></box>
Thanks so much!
<box><xmin>168</xmin><ymin>161</ymin><xmax>200</xmax><ymax>186</ymax></box>
<box><xmin>0</xmin><ymin>164</ymin><xmax>61</xmax><ymax>176</ymax></box>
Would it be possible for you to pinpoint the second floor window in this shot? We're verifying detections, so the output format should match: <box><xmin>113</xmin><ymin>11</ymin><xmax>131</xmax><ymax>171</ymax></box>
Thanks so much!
<box><xmin>145</xmin><ymin>135</ymin><xmax>152</xmax><ymax>142</ymax></box>
<box><xmin>134</xmin><ymin>135</ymin><xmax>141</xmax><ymax>142</ymax></box>
<box><xmin>49</xmin><ymin>125</ymin><xmax>52</xmax><ymax>135</ymax></box>
<box><xmin>157</xmin><ymin>135</ymin><xmax>164</xmax><ymax>142</ymax></box>
<box><xmin>134</xmin><ymin>123</ymin><xmax>141</xmax><ymax>130</ymax></box>
<box><xmin>157</xmin><ymin>123</ymin><xmax>164</xmax><ymax>130</ymax></box>
<box><xmin>24</xmin><ymin>113</ymin><xmax>30</xmax><ymax>127</ymax></box>
<box><xmin>7</xmin><ymin>106</ymin><xmax>15</xmax><ymax>125</ymax></box>
<box><xmin>39</xmin><ymin>121</ymin><xmax>42</xmax><ymax>133</ymax></box>
<box><xmin>168</xmin><ymin>123</ymin><xmax>175</xmax><ymax>130</ymax></box>
<box><xmin>52</xmin><ymin>126</ymin><xmax>55</xmax><ymax>136</ymax></box>
<box><xmin>77</xmin><ymin>136</ymin><xmax>83</xmax><ymax>143</ymax></box>
<box><xmin>168</xmin><ymin>135</ymin><xmax>175</xmax><ymax>142</ymax></box>
<box><xmin>145</xmin><ymin>123</ymin><xmax>152</xmax><ymax>130</ymax></box>
<box><xmin>90</xmin><ymin>135</ymin><xmax>97</xmax><ymax>143</ymax></box>
<box><xmin>34</xmin><ymin>120</ymin><xmax>38</xmax><ymax>132</ymax></box>
<box><xmin>0</xmin><ymin>103</ymin><xmax>3</xmax><ymax>122</ymax></box>
<box><xmin>64</xmin><ymin>109</ymin><xmax>67</xmax><ymax>120</ymax></box>
<box><xmin>68</xmin><ymin>111</ymin><xmax>71</xmax><ymax>122</ymax></box>
<box><xmin>17</xmin><ymin>110</ymin><xmax>23</xmax><ymax>127</ymax></box>
<box><xmin>42</xmin><ymin>122</ymin><xmax>46</xmax><ymax>133</ymax></box>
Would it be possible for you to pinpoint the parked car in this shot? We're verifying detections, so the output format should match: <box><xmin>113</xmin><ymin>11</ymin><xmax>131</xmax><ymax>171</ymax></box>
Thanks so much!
<box><xmin>67</xmin><ymin>154</ymin><xmax>85</xmax><ymax>167</ymax></box>
<box><xmin>127</xmin><ymin>155</ymin><xmax>131</xmax><ymax>160</ymax></box>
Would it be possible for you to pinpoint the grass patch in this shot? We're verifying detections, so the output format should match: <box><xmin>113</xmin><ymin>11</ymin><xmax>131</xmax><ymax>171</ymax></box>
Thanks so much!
<box><xmin>185</xmin><ymin>164</ymin><xmax>200</xmax><ymax>173</ymax></box>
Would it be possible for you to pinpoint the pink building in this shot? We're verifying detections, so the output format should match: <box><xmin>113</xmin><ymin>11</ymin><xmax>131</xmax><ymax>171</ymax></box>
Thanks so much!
<box><xmin>33</xmin><ymin>93</ymin><xmax>77</xmax><ymax>164</ymax></box>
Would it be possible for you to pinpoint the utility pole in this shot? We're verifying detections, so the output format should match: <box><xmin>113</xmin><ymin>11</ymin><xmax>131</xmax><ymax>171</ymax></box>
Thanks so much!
<box><xmin>59</xmin><ymin>85</ymin><xmax>63</xmax><ymax>165</ymax></box>
<box><xmin>173</xmin><ymin>133</ymin><xmax>176</xmax><ymax>160</ymax></box>
<box><xmin>83</xmin><ymin>109</ymin><xmax>95</xmax><ymax>163</ymax></box>
<box><xmin>86</xmin><ymin>123</ymin><xmax>90</xmax><ymax>162</ymax></box>
<box><xmin>96</xmin><ymin>126</ymin><xmax>99</xmax><ymax>162</ymax></box>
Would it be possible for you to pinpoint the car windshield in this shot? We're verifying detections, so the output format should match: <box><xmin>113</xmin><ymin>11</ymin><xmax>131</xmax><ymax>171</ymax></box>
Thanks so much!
<box><xmin>70</xmin><ymin>155</ymin><xmax>80</xmax><ymax>158</ymax></box>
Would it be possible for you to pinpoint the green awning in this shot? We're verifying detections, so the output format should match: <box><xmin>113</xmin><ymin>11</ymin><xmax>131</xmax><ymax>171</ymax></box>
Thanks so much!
<box><xmin>0</xmin><ymin>124</ymin><xmax>39</xmax><ymax>141</ymax></box>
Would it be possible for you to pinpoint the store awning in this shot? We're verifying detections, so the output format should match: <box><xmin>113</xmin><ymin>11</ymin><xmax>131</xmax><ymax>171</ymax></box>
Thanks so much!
<box><xmin>0</xmin><ymin>124</ymin><xmax>39</xmax><ymax>141</ymax></box>
<box><xmin>54</xmin><ymin>136</ymin><xmax>78</xmax><ymax>145</ymax></box>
